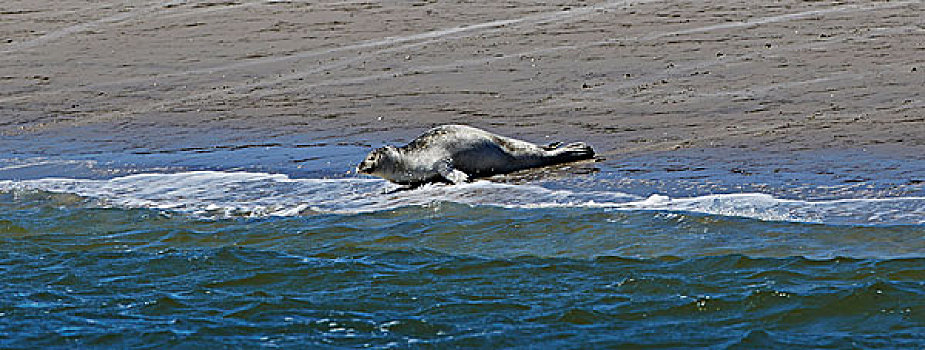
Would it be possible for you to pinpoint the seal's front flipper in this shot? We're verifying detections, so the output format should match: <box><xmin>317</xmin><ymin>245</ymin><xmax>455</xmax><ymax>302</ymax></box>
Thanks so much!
<box><xmin>436</xmin><ymin>161</ymin><xmax>469</xmax><ymax>184</ymax></box>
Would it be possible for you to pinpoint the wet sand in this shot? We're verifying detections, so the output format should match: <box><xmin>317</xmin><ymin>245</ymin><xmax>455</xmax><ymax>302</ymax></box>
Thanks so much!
<box><xmin>2</xmin><ymin>0</ymin><xmax>924</xmax><ymax>191</ymax></box>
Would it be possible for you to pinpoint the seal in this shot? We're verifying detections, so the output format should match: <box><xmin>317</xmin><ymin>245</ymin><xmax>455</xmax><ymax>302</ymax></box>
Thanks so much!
<box><xmin>357</xmin><ymin>124</ymin><xmax>595</xmax><ymax>185</ymax></box>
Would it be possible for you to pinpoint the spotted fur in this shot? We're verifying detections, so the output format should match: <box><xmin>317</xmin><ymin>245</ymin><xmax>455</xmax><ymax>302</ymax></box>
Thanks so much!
<box><xmin>357</xmin><ymin>125</ymin><xmax>594</xmax><ymax>185</ymax></box>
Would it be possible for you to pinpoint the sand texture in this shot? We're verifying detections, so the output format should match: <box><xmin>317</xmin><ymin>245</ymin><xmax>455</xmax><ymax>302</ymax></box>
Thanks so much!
<box><xmin>2</xmin><ymin>0</ymin><xmax>924</xmax><ymax>177</ymax></box>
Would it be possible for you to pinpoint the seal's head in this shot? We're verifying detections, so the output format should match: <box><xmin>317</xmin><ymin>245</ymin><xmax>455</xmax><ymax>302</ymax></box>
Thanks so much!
<box><xmin>357</xmin><ymin>146</ymin><xmax>400</xmax><ymax>177</ymax></box>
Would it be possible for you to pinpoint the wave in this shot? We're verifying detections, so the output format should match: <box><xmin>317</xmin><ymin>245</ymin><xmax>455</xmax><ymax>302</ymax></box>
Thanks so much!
<box><xmin>1</xmin><ymin>171</ymin><xmax>923</xmax><ymax>225</ymax></box>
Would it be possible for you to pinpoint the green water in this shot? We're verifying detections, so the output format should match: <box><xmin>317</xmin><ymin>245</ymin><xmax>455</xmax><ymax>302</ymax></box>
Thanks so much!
<box><xmin>1</xmin><ymin>191</ymin><xmax>922</xmax><ymax>348</ymax></box>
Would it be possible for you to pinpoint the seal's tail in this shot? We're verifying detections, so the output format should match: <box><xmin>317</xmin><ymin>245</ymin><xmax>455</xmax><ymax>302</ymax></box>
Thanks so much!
<box><xmin>552</xmin><ymin>142</ymin><xmax>595</xmax><ymax>160</ymax></box>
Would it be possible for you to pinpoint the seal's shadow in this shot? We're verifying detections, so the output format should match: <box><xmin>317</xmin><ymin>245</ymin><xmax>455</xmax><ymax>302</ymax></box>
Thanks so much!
<box><xmin>378</xmin><ymin>157</ymin><xmax>603</xmax><ymax>194</ymax></box>
<box><xmin>382</xmin><ymin>185</ymin><xmax>422</xmax><ymax>194</ymax></box>
<box><xmin>489</xmin><ymin>157</ymin><xmax>603</xmax><ymax>184</ymax></box>
<box><xmin>380</xmin><ymin>179</ymin><xmax>453</xmax><ymax>194</ymax></box>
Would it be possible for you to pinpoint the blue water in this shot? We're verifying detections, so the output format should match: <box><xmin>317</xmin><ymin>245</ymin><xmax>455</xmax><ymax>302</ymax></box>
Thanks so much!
<box><xmin>1</xmin><ymin>136</ymin><xmax>924</xmax><ymax>348</ymax></box>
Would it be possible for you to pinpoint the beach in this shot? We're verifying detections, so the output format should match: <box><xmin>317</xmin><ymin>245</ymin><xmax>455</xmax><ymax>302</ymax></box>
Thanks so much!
<box><xmin>3</xmin><ymin>0</ymin><xmax>923</xmax><ymax>167</ymax></box>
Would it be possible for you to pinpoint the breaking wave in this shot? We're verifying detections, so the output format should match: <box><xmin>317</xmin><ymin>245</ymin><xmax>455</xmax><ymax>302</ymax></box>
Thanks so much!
<box><xmin>2</xmin><ymin>171</ymin><xmax>923</xmax><ymax>225</ymax></box>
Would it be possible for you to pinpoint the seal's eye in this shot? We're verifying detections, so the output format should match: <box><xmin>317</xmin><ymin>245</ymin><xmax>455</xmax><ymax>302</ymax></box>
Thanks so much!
<box><xmin>369</xmin><ymin>151</ymin><xmax>383</xmax><ymax>164</ymax></box>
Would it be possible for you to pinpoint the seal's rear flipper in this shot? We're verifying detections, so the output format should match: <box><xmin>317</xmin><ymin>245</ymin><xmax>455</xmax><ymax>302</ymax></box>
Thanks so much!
<box><xmin>554</xmin><ymin>142</ymin><xmax>595</xmax><ymax>161</ymax></box>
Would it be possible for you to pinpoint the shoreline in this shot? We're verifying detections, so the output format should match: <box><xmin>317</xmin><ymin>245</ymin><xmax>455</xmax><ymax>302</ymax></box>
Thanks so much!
<box><xmin>1</xmin><ymin>0</ymin><xmax>923</xmax><ymax>194</ymax></box>
<box><xmin>2</xmin><ymin>124</ymin><xmax>923</xmax><ymax>201</ymax></box>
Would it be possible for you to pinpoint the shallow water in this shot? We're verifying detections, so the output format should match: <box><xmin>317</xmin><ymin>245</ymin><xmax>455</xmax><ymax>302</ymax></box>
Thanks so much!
<box><xmin>1</xmin><ymin>155</ymin><xmax>924</xmax><ymax>348</ymax></box>
<box><xmin>1</xmin><ymin>129</ymin><xmax>924</xmax><ymax>348</ymax></box>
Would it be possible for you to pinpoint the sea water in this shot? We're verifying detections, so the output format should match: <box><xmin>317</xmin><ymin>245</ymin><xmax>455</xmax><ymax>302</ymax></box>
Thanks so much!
<box><xmin>1</xmin><ymin>141</ymin><xmax>923</xmax><ymax>348</ymax></box>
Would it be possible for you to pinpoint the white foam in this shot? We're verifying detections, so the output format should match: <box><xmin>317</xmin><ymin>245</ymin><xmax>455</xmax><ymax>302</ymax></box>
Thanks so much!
<box><xmin>0</xmin><ymin>158</ymin><xmax>92</xmax><ymax>172</ymax></box>
<box><xmin>1</xmin><ymin>171</ymin><xmax>923</xmax><ymax>225</ymax></box>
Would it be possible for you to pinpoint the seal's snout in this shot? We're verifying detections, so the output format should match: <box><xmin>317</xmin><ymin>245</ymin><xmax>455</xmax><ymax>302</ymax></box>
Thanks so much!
<box><xmin>357</xmin><ymin>161</ymin><xmax>373</xmax><ymax>174</ymax></box>
<box><xmin>357</xmin><ymin>150</ymin><xmax>381</xmax><ymax>175</ymax></box>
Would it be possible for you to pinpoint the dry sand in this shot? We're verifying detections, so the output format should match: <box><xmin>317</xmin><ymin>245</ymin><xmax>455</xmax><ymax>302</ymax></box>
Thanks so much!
<box><xmin>2</xmin><ymin>0</ymin><xmax>924</xmax><ymax>185</ymax></box>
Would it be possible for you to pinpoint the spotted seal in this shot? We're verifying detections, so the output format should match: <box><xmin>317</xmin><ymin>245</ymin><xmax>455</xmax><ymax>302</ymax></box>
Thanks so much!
<box><xmin>357</xmin><ymin>124</ymin><xmax>595</xmax><ymax>185</ymax></box>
